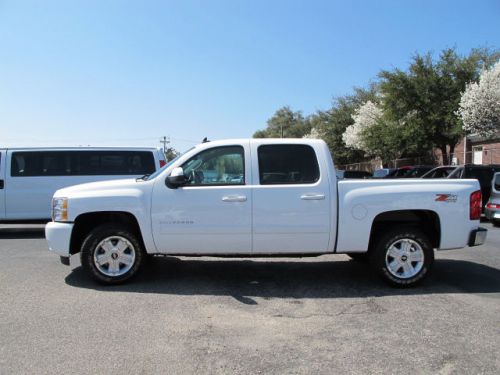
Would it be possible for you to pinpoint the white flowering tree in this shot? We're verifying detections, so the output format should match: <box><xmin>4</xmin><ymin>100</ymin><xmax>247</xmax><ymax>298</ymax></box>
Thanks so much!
<box><xmin>458</xmin><ymin>61</ymin><xmax>500</xmax><ymax>136</ymax></box>
<box><xmin>342</xmin><ymin>101</ymin><xmax>383</xmax><ymax>151</ymax></box>
<box><xmin>302</xmin><ymin>127</ymin><xmax>324</xmax><ymax>139</ymax></box>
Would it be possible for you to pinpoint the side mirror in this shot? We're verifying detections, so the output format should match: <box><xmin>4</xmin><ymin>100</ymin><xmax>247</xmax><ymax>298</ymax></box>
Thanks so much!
<box><xmin>166</xmin><ymin>167</ymin><xmax>188</xmax><ymax>189</ymax></box>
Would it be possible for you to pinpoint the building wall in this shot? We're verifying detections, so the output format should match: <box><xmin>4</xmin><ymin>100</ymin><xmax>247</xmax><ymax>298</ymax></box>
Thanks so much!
<box><xmin>435</xmin><ymin>137</ymin><xmax>500</xmax><ymax>166</ymax></box>
<box><xmin>471</xmin><ymin>141</ymin><xmax>500</xmax><ymax>165</ymax></box>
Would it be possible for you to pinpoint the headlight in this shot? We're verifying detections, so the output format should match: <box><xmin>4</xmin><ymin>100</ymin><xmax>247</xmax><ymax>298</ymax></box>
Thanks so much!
<box><xmin>52</xmin><ymin>197</ymin><xmax>69</xmax><ymax>222</ymax></box>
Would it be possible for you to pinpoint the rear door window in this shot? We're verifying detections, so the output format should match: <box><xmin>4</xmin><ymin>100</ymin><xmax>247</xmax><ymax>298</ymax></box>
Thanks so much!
<box><xmin>258</xmin><ymin>144</ymin><xmax>320</xmax><ymax>185</ymax></box>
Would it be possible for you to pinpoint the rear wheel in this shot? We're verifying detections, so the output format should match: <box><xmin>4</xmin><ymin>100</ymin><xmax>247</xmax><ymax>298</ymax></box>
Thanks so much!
<box><xmin>370</xmin><ymin>227</ymin><xmax>434</xmax><ymax>287</ymax></box>
<box><xmin>81</xmin><ymin>224</ymin><xmax>145</xmax><ymax>285</ymax></box>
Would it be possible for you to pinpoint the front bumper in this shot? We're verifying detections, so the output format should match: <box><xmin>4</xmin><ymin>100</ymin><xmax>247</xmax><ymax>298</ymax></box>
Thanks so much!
<box><xmin>468</xmin><ymin>227</ymin><xmax>487</xmax><ymax>247</ymax></box>
<box><xmin>45</xmin><ymin>221</ymin><xmax>74</xmax><ymax>257</ymax></box>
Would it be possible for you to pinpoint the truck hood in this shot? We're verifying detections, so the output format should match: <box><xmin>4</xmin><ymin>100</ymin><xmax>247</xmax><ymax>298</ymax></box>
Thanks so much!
<box><xmin>54</xmin><ymin>178</ymin><xmax>142</xmax><ymax>198</ymax></box>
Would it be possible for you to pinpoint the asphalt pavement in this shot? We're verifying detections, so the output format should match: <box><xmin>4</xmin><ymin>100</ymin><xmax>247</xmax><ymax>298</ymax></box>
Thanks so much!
<box><xmin>0</xmin><ymin>222</ymin><xmax>499</xmax><ymax>374</ymax></box>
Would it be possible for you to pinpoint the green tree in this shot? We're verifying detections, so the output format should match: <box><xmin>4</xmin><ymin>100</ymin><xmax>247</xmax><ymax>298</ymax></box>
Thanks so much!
<box><xmin>253</xmin><ymin>106</ymin><xmax>310</xmax><ymax>138</ymax></box>
<box><xmin>310</xmin><ymin>86</ymin><xmax>377</xmax><ymax>165</ymax></box>
<box><xmin>379</xmin><ymin>47</ymin><xmax>499</xmax><ymax>164</ymax></box>
<box><xmin>164</xmin><ymin>147</ymin><xmax>179</xmax><ymax>162</ymax></box>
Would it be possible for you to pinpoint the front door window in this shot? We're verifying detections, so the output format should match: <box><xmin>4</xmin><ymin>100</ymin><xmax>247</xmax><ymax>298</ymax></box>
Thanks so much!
<box><xmin>181</xmin><ymin>146</ymin><xmax>244</xmax><ymax>186</ymax></box>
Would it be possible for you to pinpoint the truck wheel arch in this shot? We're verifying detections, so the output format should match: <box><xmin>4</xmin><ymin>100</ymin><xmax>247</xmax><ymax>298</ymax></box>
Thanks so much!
<box><xmin>368</xmin><ymin>210</ymin><xmax>441</xmax><ymax>251</ymax></box>
<box><xmin>69</xmin><ymin>211</ymin><xmax>145</xmax><ymax>255</ymax></box>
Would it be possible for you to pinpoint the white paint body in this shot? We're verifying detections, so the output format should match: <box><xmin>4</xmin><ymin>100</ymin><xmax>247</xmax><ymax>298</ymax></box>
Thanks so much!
<box><xmin>45</xmin><ymin>139</ymin><xmax>483</xmax><ymax>257</ymax></box>
<box><xmin>0</xmin><ymin>147</ymin><xmax>166</xmax><ymax>221</ymax></box>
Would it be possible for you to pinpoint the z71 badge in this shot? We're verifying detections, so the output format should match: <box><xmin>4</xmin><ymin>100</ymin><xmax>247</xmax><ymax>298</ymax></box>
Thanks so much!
<box><xmin>435</xmin><ymin>194</ymin><xmax>458</xmax><ymax>203</ymax></box>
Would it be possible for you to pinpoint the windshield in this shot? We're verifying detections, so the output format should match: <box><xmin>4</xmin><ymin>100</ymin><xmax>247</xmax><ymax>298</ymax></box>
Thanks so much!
<box><xmin>447</xmin><ymin>167</ymin><xmax>463</xmax><ymax>179</ymax></box>
<box><xmin>142</xmin><ymin>147</ymin><xmax>195</xmax><ymax>181</ymax></box>
<box><xmin>422</xmin><ymin>167</ymin><xmax>456</xmax><ymax>178</ymax></box>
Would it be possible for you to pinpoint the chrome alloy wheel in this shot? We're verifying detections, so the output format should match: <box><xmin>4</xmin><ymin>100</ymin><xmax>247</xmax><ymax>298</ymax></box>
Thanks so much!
<box><xmin>93</xmin><ymin>236</ymin><xmax>136</xmax><ymax>277</ymax></box>
<box><xmin>384</xmin><ymin>238</ymin><xmax>424</xmax><ymax>279</ymax></box>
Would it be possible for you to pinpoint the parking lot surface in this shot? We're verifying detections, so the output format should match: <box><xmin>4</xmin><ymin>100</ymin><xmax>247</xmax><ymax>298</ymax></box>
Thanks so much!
<box><xmin>1</xmin><ymin>222</ymin><xmax>499</xmax><ymax>374</ymax></box>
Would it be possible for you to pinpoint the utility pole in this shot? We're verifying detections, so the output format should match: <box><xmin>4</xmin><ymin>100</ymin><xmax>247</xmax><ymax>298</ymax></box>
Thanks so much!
<box><xmin>160</xmin><ymin>136</ymin><xmax>170</xmax><ymax>154</ymax></box>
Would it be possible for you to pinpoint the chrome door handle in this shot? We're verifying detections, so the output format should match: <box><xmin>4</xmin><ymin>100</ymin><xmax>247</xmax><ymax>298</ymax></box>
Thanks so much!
<box><xmin>222</xmin><ymin>195</ymin><xmax>247</xmax><ymax>202</ymax></box>
<box><xmin>300</xmin><ymin>193</ymin><xmax>325</xmax><ymax>200</ymax></box>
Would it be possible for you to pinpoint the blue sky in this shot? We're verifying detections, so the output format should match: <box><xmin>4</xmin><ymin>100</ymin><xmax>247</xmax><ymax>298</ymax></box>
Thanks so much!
<box><xmin>1</xmin><ymin>0</ymin><xmax>499</xmax><ymax>151</ymax></box>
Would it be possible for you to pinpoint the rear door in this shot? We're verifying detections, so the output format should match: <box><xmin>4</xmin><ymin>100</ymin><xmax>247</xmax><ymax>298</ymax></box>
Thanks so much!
<box><xmin>251</xmin><ymin>143</ymin><xmax>331</xmax><ymax>253</ymax></box>
<box><xmin>0</xmin><ymin>150</ymin><xmax>5</xmax><ymax>219</ymax></box>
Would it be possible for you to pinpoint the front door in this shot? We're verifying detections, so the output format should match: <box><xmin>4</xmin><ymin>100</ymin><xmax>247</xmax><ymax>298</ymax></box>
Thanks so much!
<box><xmin>151</xmin><ymin>143</ymin><xmax>252</xmax><ymax>254</ymax></box>
<box><xmin>251</xmin><ymin>143</ymin><xmax>332</xmax><ymax>253</ymax></box>
<box><xmin>473</xmin><ymin>146</ymin><xmax>483</xmax><ymax>165</ymax></box>
<box><xmin>0</xmin><ymin>150</ymin><xmax>5</xmax><ymax>219</ymax></box>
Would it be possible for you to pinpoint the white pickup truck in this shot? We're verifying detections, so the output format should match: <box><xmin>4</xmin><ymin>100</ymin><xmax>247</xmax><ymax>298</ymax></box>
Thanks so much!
<box><xmin>45</xmin><ymin>139</ymin><xmax>487</xmax><ymax>287</ymax></box>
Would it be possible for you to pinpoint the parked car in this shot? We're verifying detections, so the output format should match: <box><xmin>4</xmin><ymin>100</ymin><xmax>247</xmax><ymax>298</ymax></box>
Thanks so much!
<box><xmin>485</xmin><ymin>172</ymin><xmax>500</xmax><ymax>226</ymax></box>
<box><xmin>421</xmin><ymin>166</ymin><xmax>457</xmax><ymax>179</ymax></box>
<box><xmin>447</xmin><ymin>164</ymin><xmax>500</xmax><ymax>210</ymax></box>
<box><xmin>402</xmin><ymin>165</ymin><xmax>434</xmax><ymax>178</ymax></box>
<box><xmin>383</xmin><ymin>166</ymin><xmax>413</xmax><ymax>178</ymax></box>
<box><xmin>0</xmin><ymin>147</ymin><xmax>166</xmax><ymax>222</ymax></box>
<box><xmin>336</xmin><ymin>170</ymin><xmax>372</xmax><ymax>179</ymax></box>
<box><xmin>46</xmin><ymin>138</ymin><xmax>486</xmax><ymax>287</ymax></box>
<box><xmin>384</xmin><ymin>165</ymin><xmax>433</xmax><ymax>178</ymax></box>
<box><xmin>372</xmin><ymin>168</ymin><xmax>396</xmax><ymax>178</ymax></box>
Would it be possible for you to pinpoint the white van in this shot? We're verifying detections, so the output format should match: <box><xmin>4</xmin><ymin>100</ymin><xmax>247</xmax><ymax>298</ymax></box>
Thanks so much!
<box><xmin>0</xmin><ymin>147</ymin><xmax>166</xmax><ymax>222</ymax></box>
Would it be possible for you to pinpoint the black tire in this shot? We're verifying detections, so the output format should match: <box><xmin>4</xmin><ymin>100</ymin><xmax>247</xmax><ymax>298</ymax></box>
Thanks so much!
<box><xmin>493</xmin><ymin>220</ymin><xmax>500</xmax><ymax>228</ymax></box>
<box><xmin>369</xmin><ymin>227</ymin><xmax>434</xmax><ymax>287</ymax></box>
<box><xmin>346</xmin><ymin>253</ymin><xmax>369</xmax><ymax>263</ymax></box>
<box><xmin>80</xmin><ymin>224</ymin><xmax>145</xmax><ymax>285</ymax></box>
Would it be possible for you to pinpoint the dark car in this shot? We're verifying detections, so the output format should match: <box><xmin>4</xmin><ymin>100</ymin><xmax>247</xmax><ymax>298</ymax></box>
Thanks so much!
<box><xmin>447</xmin><ymin>164</ymin><xmax>500</xmax><ymax>209</ymax></box>
<box><xmin>421</xmin><ymin>166</ymin><xmax>457</xmax><ymax>178</ymax></box>
<box><xmin>401</xmin><ymin>165</ymin><xmax>434</xmax><ymax>178</ymax></box>
<box><xmin>384</xmin><ymin>166</ymin><xmax>413</xmax><ymax>178</ymax></box>
<box><xmin>336</xmin><ymin>170</ymin><xmax>372</xmax><ymax>179</ymax></box>
<box><xmin>384</xmin><ymin>165</ymin><xmax>433</xmax><ymax>178</ymax></box>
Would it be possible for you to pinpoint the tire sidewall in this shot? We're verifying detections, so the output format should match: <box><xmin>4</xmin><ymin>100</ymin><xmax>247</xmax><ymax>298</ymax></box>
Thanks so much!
<box><xmin>81</xmin><ymin>225</ymin><xmax>144</xmax><ymax>285</ymax></box>
<box><xmin>371</xmin><ymin>228</ymin><xmax>434</xmax><ymax>287</ymax></box>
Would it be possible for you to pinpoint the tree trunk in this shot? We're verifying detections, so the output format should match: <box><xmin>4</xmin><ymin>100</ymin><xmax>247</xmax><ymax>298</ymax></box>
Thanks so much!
<box><xmin>449</xmin><ymin>144</ymin><xmax>456</xmax><ymax>164</ymax></box>
<box><xmin>441</xmin><ymin>145</ymin><xmax>449</xmax><ymax>165</ymax></box>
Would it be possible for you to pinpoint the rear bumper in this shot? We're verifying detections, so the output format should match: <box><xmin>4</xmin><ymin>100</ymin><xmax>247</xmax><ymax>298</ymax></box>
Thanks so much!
<box><xmin>468</xmin><ymin>227</ymin><xmax>487</xmax><ymax>247</ymax></box>
<box><xmin>45</xmin><ymin>222</ymin><xmax>74</xmax><ymax>257</ymax></box>
<box><xmin>485</xmin><ymin>208</ymin><xmax>500</xmax><ymax>221</ymax></box>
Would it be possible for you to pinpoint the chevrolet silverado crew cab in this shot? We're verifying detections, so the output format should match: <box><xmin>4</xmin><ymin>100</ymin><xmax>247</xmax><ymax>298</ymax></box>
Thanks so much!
<box><xmin>45</xmin><ymin>139</ymin><xmax>487</xmax><ymax>287</ymax></box>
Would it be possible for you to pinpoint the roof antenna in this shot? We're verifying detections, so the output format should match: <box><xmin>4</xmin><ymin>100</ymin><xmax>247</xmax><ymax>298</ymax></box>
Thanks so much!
<box><xmin>202</xmin><ymin>137</ymin><xmax>210</xmax><ymax>143</ymax></box>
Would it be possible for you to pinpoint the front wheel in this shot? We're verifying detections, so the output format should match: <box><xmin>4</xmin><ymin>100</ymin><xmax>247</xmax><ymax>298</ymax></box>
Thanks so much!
<box><xmin>81</xmin><ymin>224</ymin><xmax>145</xmax><ymax>285</ymax></box>
<box><xmin>370</xmin><ymin>227</ymin><xmax>434</xmax><ymax>287</ymax></box>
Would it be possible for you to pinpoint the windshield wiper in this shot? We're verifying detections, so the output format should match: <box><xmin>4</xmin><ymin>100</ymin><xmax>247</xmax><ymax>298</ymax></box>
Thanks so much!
<box><xmin>136</xmin><ymin>174</ymin><xmax>151</xmax><ymax>181</ymax></box>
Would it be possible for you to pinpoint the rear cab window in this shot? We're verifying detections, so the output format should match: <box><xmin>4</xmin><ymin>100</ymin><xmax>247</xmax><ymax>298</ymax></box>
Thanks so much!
<box><xmin>257</xmin><ymin>144</ymin><xmax>320</xmax><ymax>185</ymax></box>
